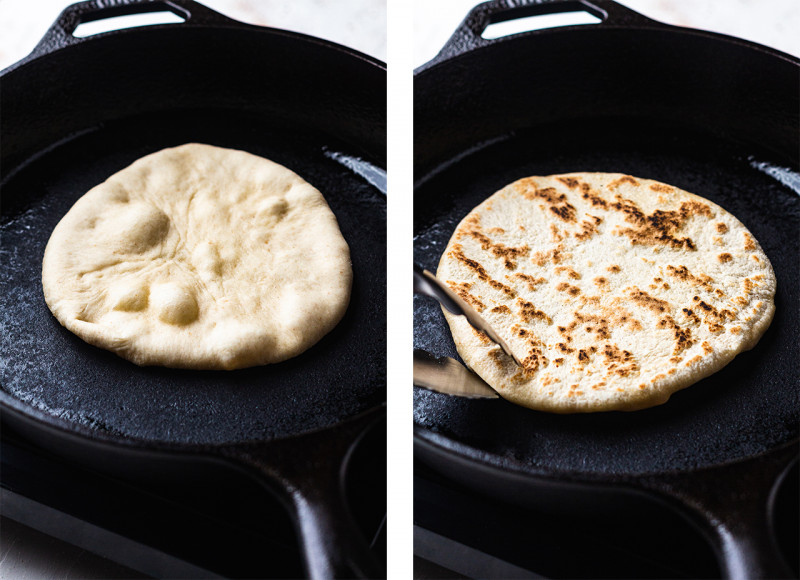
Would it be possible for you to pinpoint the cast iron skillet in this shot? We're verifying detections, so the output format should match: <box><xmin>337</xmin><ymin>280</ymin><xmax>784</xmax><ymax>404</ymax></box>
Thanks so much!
<box><xmin>0</xmin><ymin>1</ymin><xmax>386</xmax><ymax>578</ymax></box>
<box><xmin>413</xmin><ymin>1</ymin><xmax>799</xmax><ymax>578</ymax></box>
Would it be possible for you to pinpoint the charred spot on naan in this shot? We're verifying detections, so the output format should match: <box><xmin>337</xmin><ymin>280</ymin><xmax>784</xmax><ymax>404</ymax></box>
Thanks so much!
<box><xmin>508</xmin><ymin>272</ymin><xmax>547</xmax><ymax>291</ymax></box>
<box><xmin>516</xmin><ymin>298</ymin><xmax>551</xmax><ymax>324</ymax></box>
<box><xmin>556</xmin><ymin>176</ymin><xmax>580</xmax><ymax>189</ymax></box>
<box><xmin>458</xmin><ymin>214</ymin><xmax>530</xmax><ymax>269</ymax></box>
<box><xmin>665</xmin><ymin>264</ymin><xmax>714</xmax><ymax>290</ymax></box>
<box><xmin>613</xmin><ymin>196</ymin><xmax>713</xmax><ymax>251</ymax></box>
<box><xmin>446</xmin><ymin>280</ymin><xmax>486</xmax><ymax>312</ymax></box>
<box><xmin>449</xmin><ymin>245</ymin><xmax>518</xmax><ymax>299</ymax></box>
<box><xmin>532</xmin><ymin>244</ymin><xmax>567</xmax><ymax>267</ymax></box>
<box><xmin>575</xmin><ymin>215</ymin><xmax>603</xmax><ymax>241</ymax></box>
<box><xmin>580</xmin><ymin>182</ymin><xmax>610</xmax><ymax>209</ymax></box>
<box><xmin>555</xmin><ymin>266</ymin><xmax>581</xmax><ymax>280</ymax></box>
<box><xmin>649</xmin><ymin>182</ymin><xmax>673</xmax><ymax>193</ymax></box>
<box><xmin>556</xmin><ymin>282</ymin><xmax>581</xmax><ymax>296</ymax></box>
<box><xmin>627</xmin><ymin>287</ymin><xmax>670</xmax><ymax>313</ymax></box>
<box><xmin>681</xmin><ymin>307</ymin><xmax>702</xmax><ymax>326</ymax></box>
<box><xmin>691</xmin><ymin>295</ymin><xmax>736</xmax><ymax>332</ymax></box>
<box><xmin>656</xmin><ymin>315</ymin><xmax>695</xmax><ymax>354</ymax></box>
<box><xmin>601</xmin><ymin>343</ymin><xmax>640</xmax><ymax>378</ymax></box>
<box><xmin>514</xmin><ymin>181</ymin><xmax>579</xmax><ymax>224</ymax></box>
<box><xmin>608</xmin><ymin>175</ymin><xmax>640</xmax><ymax>189</ymax></box>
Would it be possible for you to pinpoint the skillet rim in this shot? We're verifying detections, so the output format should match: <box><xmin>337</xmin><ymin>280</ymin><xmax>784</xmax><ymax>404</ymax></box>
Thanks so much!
<box><xmin>415</xmin><ymin>423</ymin><xmax>800</xmax><ymax>481</ymax></box>
<box><xmin>0</xmin><ymin>390</ymin><xmax>387</xmax><ymax>452</ymax></box>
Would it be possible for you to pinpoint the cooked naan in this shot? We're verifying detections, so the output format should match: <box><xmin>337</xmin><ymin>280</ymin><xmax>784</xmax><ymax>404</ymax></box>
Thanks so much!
<box><xmin>42</xmin><ymin>143</ymin><xmax>352</xmax><ymax>370</ymax></box>
<box><xmin>438</xmin><ymin>173</ymin><xmax>775</xmax><ymax>412</ymax></box>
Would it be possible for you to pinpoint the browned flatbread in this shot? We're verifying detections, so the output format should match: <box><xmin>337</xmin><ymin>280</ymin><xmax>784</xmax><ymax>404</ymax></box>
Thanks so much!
<box><xmin>438</xmin><ymin>173</ymin><xmax>775</xmax><ymax>412</ymax></box>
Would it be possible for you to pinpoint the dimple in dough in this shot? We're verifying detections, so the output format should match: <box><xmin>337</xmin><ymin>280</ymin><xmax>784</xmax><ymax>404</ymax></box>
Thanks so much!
<box><xmin>42</xmin><ymin>143</ymin><xmax>352</xmax><ymax>370</ymax></box>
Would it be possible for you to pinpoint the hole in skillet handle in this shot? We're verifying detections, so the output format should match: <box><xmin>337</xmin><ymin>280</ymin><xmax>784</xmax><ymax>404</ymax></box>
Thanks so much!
<box><xmin>482</xmin><ymin>6</ymin><xmax>601</xmax><ymax>39</ymax></box>
<box><xmin>426</xmin><ymin>0</ymin><xmax>663</xmax><ymax>68</ymax></box>
<box><xmin>73</xmin><ymin>10</ymin><xmax>186</xmax><ymax>38</ymax></box>
<box><xmin>27</xmin><ymin>0</ymin><xmax>240</xmax><ymax>60</ymax></box>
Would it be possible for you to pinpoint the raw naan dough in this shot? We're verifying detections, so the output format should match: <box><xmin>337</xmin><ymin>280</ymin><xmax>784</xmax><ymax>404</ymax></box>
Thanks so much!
<box><xmin>42</xmin><ymin>143</ymin><xmax>352</xmax><ymax>370</ymax></box>
<box><xmin>438</xmin><ymin>173</ymin><xmax>775</xmax><ymax>412</ymax></box>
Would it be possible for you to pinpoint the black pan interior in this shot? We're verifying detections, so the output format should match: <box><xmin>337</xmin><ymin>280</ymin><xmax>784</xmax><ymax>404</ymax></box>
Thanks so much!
<box><xmin>413</xmin><ymin>117</ymin><xmax>799</xmax><ymax>476</ymax></box>
<box><xmin>1</xmin><ymin>112</ymin><xmax>386</xmax><ymax>446</ymax></box>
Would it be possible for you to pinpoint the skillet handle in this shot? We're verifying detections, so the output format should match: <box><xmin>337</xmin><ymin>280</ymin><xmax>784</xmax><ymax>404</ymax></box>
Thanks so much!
<box><xmin>216</xmin><ymin>405</ymin><xmax>385</xmax><ymax>580</ymax></box>
<box><xmin>432</xmin><ymin>0</ymin><xmax>663</xmax><ymax>64</ymax></box>
<box><xmin>29</xmin><ymin>0</ymin><xmax>242</xmax><ymax>59</ymax></box>
<box><xmin>634</xmin><ymin>442</ymin><xmax>797</xmax><ymax>580</ymax></box>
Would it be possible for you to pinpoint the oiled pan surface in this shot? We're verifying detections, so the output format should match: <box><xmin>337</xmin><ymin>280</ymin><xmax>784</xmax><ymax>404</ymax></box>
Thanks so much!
<box><xmin>1</xmin><ymin>110</ymin><xmax>386</xmax><ymax>445</ymax></box>
<box><xmin>413</xmin><ymin>119</ymin><xmax>799</xmax><ymax>475</ymax></box>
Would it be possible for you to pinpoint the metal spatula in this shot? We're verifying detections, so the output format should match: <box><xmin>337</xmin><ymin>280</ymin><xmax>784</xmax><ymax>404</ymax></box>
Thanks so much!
<box><xmin>413</xmin><ymin>264</ymin><xmax>523</xmax><ymax>366</ymax></box>
<box><xmin>413</xmin><ymin>349</ymin><xmax>498</xmax><ymax>399</ymax></box>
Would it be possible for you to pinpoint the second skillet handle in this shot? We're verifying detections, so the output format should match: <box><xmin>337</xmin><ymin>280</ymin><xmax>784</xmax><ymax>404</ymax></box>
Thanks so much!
<box><xmin>29</xmin><ymin>0</ymin><xmax>242</xmax><ymax>59</ymax></box>
<box><xmin>217</xmin><ymin>405</ymin><xmax>385</xmax><ymax>580</ymax></box>
<box><xmin>633</xmin><ymin>442</ymin><xmax>797</xmax><ymax>580</ymax></box>
<box><xmin>432</xmin><ymin>0</ymin><xmax>662</xmax><ymax>65</ymax></box>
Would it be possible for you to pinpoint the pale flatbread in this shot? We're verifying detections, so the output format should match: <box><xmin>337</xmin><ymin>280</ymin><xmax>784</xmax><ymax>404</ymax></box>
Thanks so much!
<box><xmin>438</xmin><ymin>173</ymin><xmax>775</xmax><ymax>413</ymax></box>
<box><xmin>42</xmin><ymin>143</ymin><xmax>352</xmax><ymax>370</ymax></box>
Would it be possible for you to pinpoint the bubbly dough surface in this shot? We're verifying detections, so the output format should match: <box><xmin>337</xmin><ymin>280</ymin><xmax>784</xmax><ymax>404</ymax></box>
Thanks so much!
<box><xmin>42</xmin><ymin>143</ymin><xmax>352</xmax><ymax>369</ymax></box>
<box><xmin>438</xmin><ymin>173</ymin><xmax>775</xmax><ymax>413</ymax></box>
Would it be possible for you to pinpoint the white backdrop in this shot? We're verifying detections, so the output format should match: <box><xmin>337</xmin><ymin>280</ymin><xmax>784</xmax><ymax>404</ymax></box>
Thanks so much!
<box><xmin>0</xmin><ymin>0</ymin><xmax>797</xmax><ymax>578</ymax></box>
